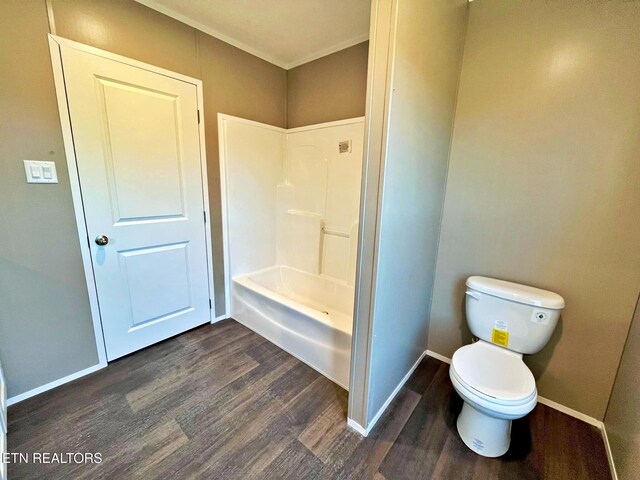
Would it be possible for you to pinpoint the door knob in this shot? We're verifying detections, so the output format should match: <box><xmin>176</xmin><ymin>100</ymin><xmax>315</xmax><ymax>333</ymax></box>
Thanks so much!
<box><xmin>95</xmin><ymin>235</ymin><xmax>109</xmax><ymax>246</ymax></box>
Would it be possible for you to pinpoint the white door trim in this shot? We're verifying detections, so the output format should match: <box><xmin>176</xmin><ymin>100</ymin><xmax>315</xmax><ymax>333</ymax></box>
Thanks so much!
<box><xmin>47</xmin><ymin>34</ymin><xmax>216</xmax><ymax>369</ymax></box>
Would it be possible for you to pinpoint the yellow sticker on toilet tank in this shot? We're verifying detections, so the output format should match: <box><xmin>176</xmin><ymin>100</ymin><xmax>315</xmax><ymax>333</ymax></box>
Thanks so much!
<box><xmin>492</xmin><ymin>329</ymin><xmax>509</xmax><ymax>347</ymax></box>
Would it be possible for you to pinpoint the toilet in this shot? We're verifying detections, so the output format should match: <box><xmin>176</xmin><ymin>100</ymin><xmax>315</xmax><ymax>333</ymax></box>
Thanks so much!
<box><xmin>450</xmin><ymin>276</ymin><xmax>565</xmax><ymax>457</ymax></box>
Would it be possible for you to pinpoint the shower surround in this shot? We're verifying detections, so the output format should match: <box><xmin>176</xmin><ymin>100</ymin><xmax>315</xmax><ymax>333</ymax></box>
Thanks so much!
<box><xmin>219</xmin><ymin>114</ymin><xmax>364</xmax><ymax>387</ymax></box>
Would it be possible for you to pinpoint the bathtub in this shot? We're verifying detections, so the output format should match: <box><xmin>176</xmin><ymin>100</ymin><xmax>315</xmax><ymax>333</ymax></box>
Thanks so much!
<box><xmin>232</xmin><ymin>266</ymin><xmax>353</xmax><ymax>389</ymax></box>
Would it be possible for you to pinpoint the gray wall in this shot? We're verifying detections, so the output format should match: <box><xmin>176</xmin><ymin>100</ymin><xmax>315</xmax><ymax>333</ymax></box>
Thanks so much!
<box><xmin>0</xmin><ymin>1</ymin><xmax>100</xmax><ymax>398</ymax></box>
<box><xmin>287</xmin><ymin>42</ymin><xmax>369</xmax><ymax>128</ymax></box>
<box><xmin>604</xmin><ymin>294</ymin><xmax>640</xmax><ymax>480</ymax></box>
<box><xmin>428</xmin><ymin>0</ymin><xmax>640</xmax><ymax>419</ymax></box>
<box><xmin>350</xmin><ymin>0</ymin><xmax>468</xmax><ymax>427</ymax></box>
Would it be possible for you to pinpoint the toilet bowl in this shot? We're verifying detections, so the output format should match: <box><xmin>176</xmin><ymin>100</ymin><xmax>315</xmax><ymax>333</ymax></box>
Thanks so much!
<box><xmin>449</xmin><ymin>340</ymin><xmax>537</xmax><ymax>457</ymax></box>
<box><xmin>451</xmin><ymin>276</ymin><xmax>564</xmax><ymax>457</ymax></box>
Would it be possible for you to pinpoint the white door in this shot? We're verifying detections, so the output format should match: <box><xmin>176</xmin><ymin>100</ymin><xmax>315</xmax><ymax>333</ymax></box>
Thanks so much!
<box><xmin>59</xmin><ymin>45</ymin><xmax>211</xmax><ymax>360</ymax></box>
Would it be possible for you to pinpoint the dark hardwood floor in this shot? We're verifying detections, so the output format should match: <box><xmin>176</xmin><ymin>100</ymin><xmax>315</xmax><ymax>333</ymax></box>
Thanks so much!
<box><xmin>8</xmin><ymin>320</ymin><xmax>611</xmax><ymax>479</ymax></box>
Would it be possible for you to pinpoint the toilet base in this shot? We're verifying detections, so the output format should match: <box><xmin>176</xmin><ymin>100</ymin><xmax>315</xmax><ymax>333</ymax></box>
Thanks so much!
<box><xmin>457</xmin><ymin>402</ymin><xmax>511</xmax><ymax>457</ymax></box>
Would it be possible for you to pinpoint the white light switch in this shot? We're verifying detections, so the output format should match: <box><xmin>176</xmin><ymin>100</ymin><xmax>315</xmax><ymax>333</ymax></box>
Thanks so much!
<box><xmin>24</xmin><ymin>160</ymin><xmax>58</xmax><ymax>184</ymax></box>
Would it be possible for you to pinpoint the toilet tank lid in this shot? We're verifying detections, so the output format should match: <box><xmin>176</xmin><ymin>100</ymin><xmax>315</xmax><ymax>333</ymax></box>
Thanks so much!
<box><xmin>466</xmin><ymin>276</ymin><xmax>565</xmax><ymax>309</ymax></box>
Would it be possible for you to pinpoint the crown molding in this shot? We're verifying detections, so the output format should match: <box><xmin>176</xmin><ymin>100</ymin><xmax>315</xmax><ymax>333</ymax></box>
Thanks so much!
<box><xmin>135</xmin><ymin>0</ymin><xmax>368</xmax><ymax>70</ymax></box>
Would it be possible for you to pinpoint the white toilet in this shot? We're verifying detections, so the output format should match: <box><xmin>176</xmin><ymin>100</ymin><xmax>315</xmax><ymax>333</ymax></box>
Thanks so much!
<box><xmin>450</xmin><ymin>276</ymin><xmax>565</xmax><ymax>457</ymax></box>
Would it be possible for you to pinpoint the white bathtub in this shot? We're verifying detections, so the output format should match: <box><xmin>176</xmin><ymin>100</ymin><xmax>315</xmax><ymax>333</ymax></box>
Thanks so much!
<box><xmin>232</xmin><ymin>266</ymin><xmax>353</xmax><ymax>389</ymax></box>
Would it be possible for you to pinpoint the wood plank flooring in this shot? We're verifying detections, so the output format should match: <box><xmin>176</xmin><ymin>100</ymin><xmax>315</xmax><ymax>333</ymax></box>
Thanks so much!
<box><xmin>7</xmin><ymin>320</ymin><xmax>611</xmax><ymax>479</ymax></box>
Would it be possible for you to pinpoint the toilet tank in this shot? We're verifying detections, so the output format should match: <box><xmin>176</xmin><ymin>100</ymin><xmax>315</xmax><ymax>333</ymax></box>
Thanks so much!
<box><xmin>465</xmin><ymin>276</ymin><xmax>565</xmax><ymax>355</ymax></box>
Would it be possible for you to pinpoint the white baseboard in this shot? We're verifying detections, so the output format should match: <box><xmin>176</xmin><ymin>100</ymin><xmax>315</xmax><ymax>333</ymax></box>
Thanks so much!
<box><xmin>6</xmin><ymin>362</ymin><xmax>106</xmax><ymax>407</ymax></box>
<box><xmin>426</xmin><ymin>349</ymin><xmax>451</xmax><ymax>364</ymax></box>
<box><xmin>347</xmin><ymin>418</ymin><xmax>368</xmax><ymax>436</ymax></box>
<box><xmin>212</xmin><ymin>314</ymin><xmax>229</xmax><ymax>323</ymax></box>
<box><xmin>351</xmin><ymin>350</ymin><xmax>427</xmax><ymax>437</ymax></box>
<box><xmin>535</xmin><ymin>395</ymin><xmax>601</xmax><ymax>427</ymax></box>
<box><xmin>600</xmin><ymin>423</ymin><xmax>618</xmax><ymax>480</ymax></box>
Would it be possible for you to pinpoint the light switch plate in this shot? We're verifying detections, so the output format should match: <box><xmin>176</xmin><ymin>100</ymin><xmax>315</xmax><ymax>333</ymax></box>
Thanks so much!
<box><xmin>24</xmin><ymin>160</ymin><xmax>58</xmax><ymax>184</ymax></box>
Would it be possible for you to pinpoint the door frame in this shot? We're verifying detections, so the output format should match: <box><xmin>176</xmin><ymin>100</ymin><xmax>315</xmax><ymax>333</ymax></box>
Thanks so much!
<box><xmin>48</xmin><ymin>34</ymin><xmax>216</xmax><ymax>366</ymax></box>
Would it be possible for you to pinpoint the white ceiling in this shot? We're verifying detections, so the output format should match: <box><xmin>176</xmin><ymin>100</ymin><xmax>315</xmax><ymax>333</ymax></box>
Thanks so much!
<box><xmin>135</xmin><ymin>0</ymin><xmax>371</xmax><ymax>69</ymax></box>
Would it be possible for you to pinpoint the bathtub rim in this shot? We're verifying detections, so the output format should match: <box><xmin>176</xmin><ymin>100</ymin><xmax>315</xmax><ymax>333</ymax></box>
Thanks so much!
<box><xmin>233</xmin><ymin>265</ymin><xmax>354</xmax><ymax>336</ymax></box>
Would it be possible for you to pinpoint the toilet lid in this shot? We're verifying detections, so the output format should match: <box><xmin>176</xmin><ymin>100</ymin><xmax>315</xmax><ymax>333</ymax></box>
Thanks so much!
<box><xmin>451</xmin><ymin>341</ymin><xmax>536</xmax><ymax>402</ymax></box>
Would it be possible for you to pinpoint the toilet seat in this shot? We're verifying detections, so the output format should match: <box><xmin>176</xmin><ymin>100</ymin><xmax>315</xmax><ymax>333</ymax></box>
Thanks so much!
<box><xmin>451</xmin><ymin>341</ymin><xmax>536</xmax><ymax>406</ymax></box>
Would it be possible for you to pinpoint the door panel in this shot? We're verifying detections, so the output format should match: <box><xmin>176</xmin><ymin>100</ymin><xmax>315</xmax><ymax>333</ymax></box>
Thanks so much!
<box><xmin>98</xmin><ymin>78</ymin><xmax>186</xmax><ymax>222</ymax></box>
<box><xmin>119</xmin><ymin>242</ymin><xmax>193</xmax><ymax>328</ymax></box>
<box><xmin>60</xmin><ymin>45</ymin><xmax>211</xmax><ymax>360</ymax></box>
